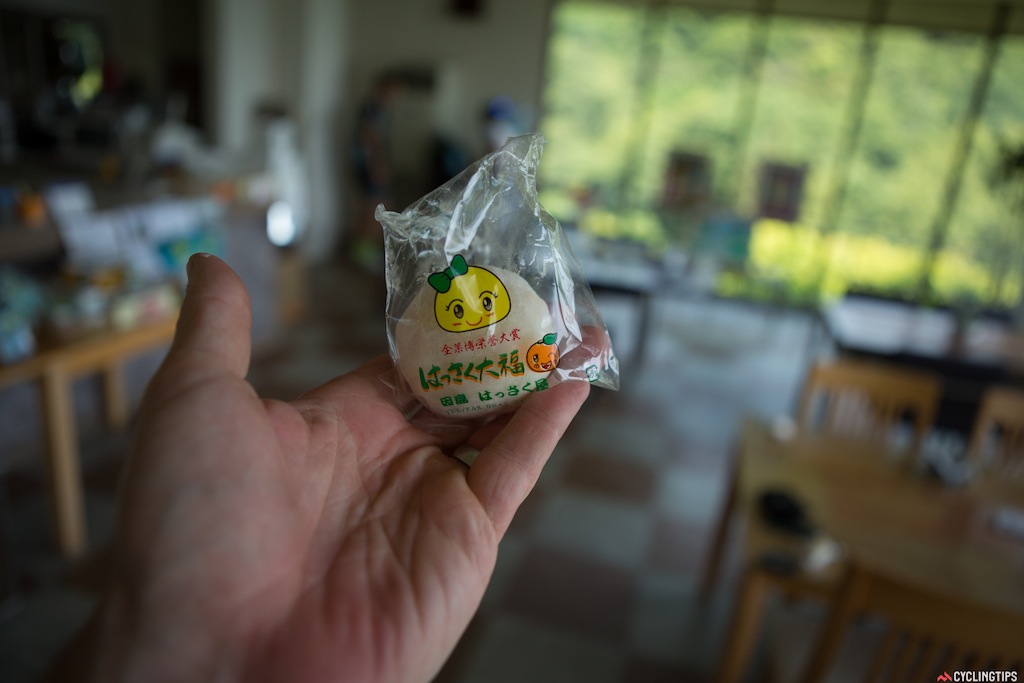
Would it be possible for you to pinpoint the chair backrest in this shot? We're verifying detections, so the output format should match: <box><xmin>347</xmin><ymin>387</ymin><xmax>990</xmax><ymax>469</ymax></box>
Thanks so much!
<box><xmin>799</xmin><ymin>563</ymin><xmax>1024</xmax><ymax>683</ymax></box>
<box><xmin>967</xmin><ymin>385</ymin><xmax>1024</xmax><ymax>478</ymax></box>
<box><xmin>796</xmin><ymin>359</ymin><xmax>941</xmax><ymax>448</ymax></box>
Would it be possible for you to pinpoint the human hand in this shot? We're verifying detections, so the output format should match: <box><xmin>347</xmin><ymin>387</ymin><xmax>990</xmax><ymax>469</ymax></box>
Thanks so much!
<box><xmin>68</xmin><ymin>254</ymin><xmax>589</xmax><ymax>683</ymax></box>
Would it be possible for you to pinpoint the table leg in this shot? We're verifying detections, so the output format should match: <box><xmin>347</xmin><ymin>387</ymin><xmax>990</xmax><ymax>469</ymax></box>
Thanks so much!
<box><xmin>40</xmin><ymin>367</ymin><xmax>87</xmax><ymax>557</ymax></box>
<box><xmin>715</xmin><ymin>567</ymin><xmax>772</xmax><ymax>683</ymax></box>
<box><xmin>102</xmin><ymin>360</ymin><xmax>129</xmax><ymax>431</ymax></box>
<box><xmin>635</xmin><ymin>293</ymin><xmax>652</xmax><ymax>365</ymax></box>
<box><xmin>701</xmin><ymin>462</ymin><xmax>738</xmax><ymax>595</ymax></box>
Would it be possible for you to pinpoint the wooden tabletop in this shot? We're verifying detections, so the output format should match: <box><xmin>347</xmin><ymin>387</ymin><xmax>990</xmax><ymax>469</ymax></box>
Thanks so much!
<box><xmin>737</xmin><ymin>418</ymin><xmax>1024</xmax><ymax>615</ymax></box>
<box><xmin>0</xmin><ymin>317</ymin><xmax>178</xmax><ymax>389</ymax></box>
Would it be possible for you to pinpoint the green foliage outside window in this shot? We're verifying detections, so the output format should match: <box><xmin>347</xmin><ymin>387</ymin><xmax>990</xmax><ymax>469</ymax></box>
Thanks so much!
<box><xmin>539</xmin><ymin>2</ymin><xmax>1024</xmax><ymax>308</ymax></box>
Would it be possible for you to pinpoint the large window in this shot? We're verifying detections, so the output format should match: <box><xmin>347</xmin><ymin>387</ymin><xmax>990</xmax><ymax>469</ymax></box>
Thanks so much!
<box><xmin>539</xmin><ymin>3</ymin><xmax>646</xmax><ymax>222</ymax></box>
<box><xmin>538</xmin><ymin>1</ymin><xmax>1024</xmax><ymax>308</ymax></box>
<box><xmin>937</xmin><ymin>38</ymin><xmax>1024</xmax><ymax>306</ymax></box>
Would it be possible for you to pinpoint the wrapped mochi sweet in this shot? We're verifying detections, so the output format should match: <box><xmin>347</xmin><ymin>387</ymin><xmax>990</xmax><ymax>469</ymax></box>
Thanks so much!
<box><xmin>377</xmin><ymin>133</ymin><xmax>619</xmax><ymax>420</ymax></box>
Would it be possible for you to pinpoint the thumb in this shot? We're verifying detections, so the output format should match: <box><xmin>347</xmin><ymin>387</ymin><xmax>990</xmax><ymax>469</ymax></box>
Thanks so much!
<box><xmin>160</xmin><ymin>253</ymin><xmax>253</xmax><ymax>390</ymax></box>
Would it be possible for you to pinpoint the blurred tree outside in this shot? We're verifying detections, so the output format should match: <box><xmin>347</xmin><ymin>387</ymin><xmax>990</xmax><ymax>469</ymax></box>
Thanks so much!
<box><xmin>538</xmin><ymin>1</ymin><xmax>1024</xmax><ymax>308</ymax></box>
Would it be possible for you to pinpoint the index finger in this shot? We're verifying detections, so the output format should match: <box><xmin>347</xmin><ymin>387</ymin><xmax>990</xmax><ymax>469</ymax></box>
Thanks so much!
<box><xmin>467</xmin><ymin>380</ymin><xmax>590</xmax><ymax>535</ymax></box>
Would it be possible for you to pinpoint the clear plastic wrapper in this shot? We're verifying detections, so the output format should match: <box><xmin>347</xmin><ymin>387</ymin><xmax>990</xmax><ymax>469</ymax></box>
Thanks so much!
<box><xmin>376</xmin><ymin>133</ymin><xmax>619</xmax><ymax>421</ymax></box>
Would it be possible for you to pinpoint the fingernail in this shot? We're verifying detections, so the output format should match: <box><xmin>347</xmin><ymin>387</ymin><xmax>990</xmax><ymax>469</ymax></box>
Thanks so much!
<box><xmin>186</xmin><ymin>252</ymin><xmax>211</xmax><ymax>280</ymax></box>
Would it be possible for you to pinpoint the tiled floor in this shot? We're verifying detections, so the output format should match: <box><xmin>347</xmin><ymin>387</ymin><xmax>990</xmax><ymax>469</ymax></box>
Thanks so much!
<box><xmin>0</xmin><ymin>257</ymin><xmax>821</xmax><ymax>682</ymax></box>
<box><xmin>431</xmin><ymin>292</ymin><xmax>818</xmax><ymax>683</ymax></box>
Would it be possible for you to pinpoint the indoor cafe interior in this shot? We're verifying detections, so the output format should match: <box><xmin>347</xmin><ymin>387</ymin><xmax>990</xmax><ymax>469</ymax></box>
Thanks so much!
<box><xmin>1</xmin><ymin>0</ymin><xmax>1023</xmax><ymax>681</ymax></box>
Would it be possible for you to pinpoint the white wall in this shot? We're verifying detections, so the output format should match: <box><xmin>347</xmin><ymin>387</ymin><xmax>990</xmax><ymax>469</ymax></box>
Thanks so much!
<box><xmin>205</xmin><ymin>0</ymin><xmax>349</xmax><ymax>259</ymax></box>
<box><xmin>295</xmin><ymin>0</ymin><xmax>349</xmax><ymax>259</ymax></box>
<box><xmin>348</xmin><ymin>0</ymin><xmax>553</xmax><ymax>159</ymax></box>
<box><xmin>206</xmin><ymin>0</ymin><xmax>290</xmax><ymax>153</ymax></box>
<box><xmin>207</xmin><ymin>0</ymin><xmax>553</xmax><ymax>258</ymax></box>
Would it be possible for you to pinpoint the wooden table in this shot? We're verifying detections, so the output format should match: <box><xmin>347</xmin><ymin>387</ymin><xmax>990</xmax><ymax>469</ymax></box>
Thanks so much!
<box><xmin>706</xmin><ymin>418</ymin><xmax>1024</xmax><ymax>683</ymax></box>
<box><xmin>0</xmin><ymin>317</ymin><xmax>177</xmax><ymax>557</ymax></box>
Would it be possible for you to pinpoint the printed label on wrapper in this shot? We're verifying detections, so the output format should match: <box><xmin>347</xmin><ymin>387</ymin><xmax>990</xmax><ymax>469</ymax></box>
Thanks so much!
<box><xmin>394</xmin><ymin>261</ymin><xmax>561</xmax><ymax>417</ymax></box>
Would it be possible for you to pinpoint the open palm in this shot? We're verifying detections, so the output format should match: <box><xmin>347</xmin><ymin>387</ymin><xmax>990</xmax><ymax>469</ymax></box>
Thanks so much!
<box><xmin>78</xmin><ymin>254</ymin><xmax>588</xmax><ymax>683</ymax></box>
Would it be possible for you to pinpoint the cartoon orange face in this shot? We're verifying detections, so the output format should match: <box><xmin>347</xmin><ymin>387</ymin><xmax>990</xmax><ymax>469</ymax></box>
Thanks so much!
<box><xmin>527</xmin><ymin>333</ymin><xmax>559</xmax><ymax>372</ymax></box>
<box><xmin>429</xmin><ymin>255</ymin><xmax>511</xmax><ymax>333</ymax></box>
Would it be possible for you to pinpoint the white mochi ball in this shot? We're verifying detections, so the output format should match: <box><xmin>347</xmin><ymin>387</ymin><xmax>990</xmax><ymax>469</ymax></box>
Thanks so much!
<box><xmin>394</xmin><ymin>266</ymin><xmax>558</xmax><ymax>418</ymax></box>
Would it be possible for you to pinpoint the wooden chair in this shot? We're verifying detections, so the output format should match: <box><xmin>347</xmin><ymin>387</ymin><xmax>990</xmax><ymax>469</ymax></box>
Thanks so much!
<box><xmin>796</xmin><ymin>359</ymin><xmax>941</xmax><ymax>449</ymax></box>
<box><xmin>797</xmin><ymin>562</ymin><xmax>1024</xmax><ymax>683</ymax></box>
<box><xmin>967</xmin><ymin>385</ymin><xmax>1024</xmax><ymax>478</ymax></box>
